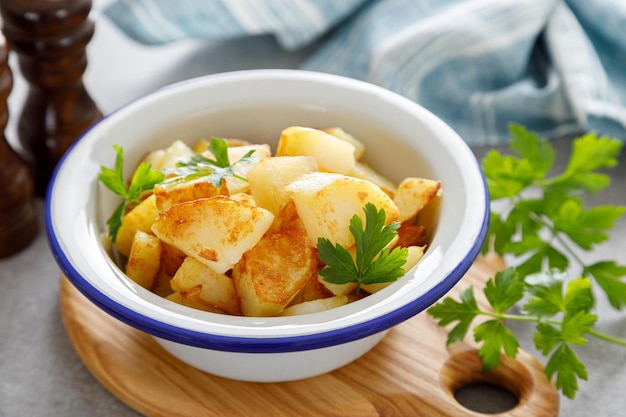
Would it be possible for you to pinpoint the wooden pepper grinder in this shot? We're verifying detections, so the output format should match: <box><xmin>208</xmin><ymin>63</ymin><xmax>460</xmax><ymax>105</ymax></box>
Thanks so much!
<box><xmin>0</xmin><ymin>0</ymin><xmax>102</xmax><ymax>196</ymax></box>
<box><xmin>0</xmin><ymin>34</ymin><xmax>38</xmax><ymax>258</ymax></box>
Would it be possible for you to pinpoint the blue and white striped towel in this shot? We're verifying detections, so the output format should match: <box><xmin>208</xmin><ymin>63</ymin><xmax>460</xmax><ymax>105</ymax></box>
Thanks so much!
<box><xmin>104</xmin><ymin>0</ymin><xmax>626</xmax><ymax>146</ymax></box>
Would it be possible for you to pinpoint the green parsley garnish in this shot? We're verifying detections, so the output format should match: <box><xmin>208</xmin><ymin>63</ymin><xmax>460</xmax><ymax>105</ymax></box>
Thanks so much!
<box><xmin>317</xmin><ymin>203</ymin><xmax>409</xmax><ymax>293</ymax></box>
<box><xmin>98</xmin><ymin>145</ymin><xmax>165</xmax><ymax>242</ymax></box>
<box><xmin>427</xmin><ymin>124</ymin><xmax>626</xmax><ymax>399</ymax></box>
<box><xmin>163</xmin><ymin>137</ymin><xmax>257</xmax><ymax>187</ymax></box>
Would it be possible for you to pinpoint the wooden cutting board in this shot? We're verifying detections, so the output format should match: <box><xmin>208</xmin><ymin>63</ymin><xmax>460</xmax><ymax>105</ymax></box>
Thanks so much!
<box><xmin>59</xmin><ymin>253</ymin><xmax>559</xmax><ymax>417</ymax></box>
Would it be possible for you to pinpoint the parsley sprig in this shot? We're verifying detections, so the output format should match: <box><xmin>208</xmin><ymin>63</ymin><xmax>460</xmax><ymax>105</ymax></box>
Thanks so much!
<box><xmin>428</xmin><ymin>125</ymin><xmax>626</xmax><ymax>399</ymax></box>
<box><xmin>163</xmin><ymin>137</ymin><xmax>257</xmax><ymax>187</ymax></box>
<box><xmin>98</xmin><ymin>145</ymin><xmax>164</xmax><ymax>242</ymax></box>
<box><xmin>317</xmin><ymin>203</ymin><xmax>409</xmax><ymax>293</ymax></box>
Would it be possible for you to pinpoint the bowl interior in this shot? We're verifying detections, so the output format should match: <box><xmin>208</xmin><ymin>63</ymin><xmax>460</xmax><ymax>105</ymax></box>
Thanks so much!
<box><xmin>46</xmin><ymin>70</ymin><xmax>488</xmax><ymax>349</ymax></box>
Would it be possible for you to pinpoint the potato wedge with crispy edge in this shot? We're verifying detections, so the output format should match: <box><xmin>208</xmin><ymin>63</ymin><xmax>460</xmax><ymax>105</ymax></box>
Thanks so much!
<box><xmin>232</xmin><ymin>228</ymin><xmax>318</xmax><ymax>317</ymax></box>
<box><xmin>285</xmin><ymin>172</ymin><xmax>400</xmax><ymax>248</ymax></box>
<box><xmin>171</xmin><ymin>256</ymin><xmax>241</xmax><ymax>315</ymax></box>
<box><xmin>125</xmin><ymin>230</ymin><xmax>162</xmax><ymax>290</ymax></box>
<box><xmin>151</xmin><ymin>196</ymin><xmax>274</xmax><ymax>274</ymax></box>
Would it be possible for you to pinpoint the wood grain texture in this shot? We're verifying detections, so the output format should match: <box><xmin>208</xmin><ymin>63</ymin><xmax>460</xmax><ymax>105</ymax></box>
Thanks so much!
<box><xmin>60</xmin><ymin>254</ymin><xmax>560</xmax><ymax>417</ymax></box>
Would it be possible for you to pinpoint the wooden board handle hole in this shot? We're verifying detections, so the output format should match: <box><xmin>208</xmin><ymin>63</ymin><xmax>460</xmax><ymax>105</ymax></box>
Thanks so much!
<box><xmin>440</xmin><ymin>349</ymin><xmax>534</xmax><ymax>415</ymax></box>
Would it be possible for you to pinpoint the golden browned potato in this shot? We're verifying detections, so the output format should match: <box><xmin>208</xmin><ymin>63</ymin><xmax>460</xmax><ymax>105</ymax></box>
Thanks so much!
<box><xmin>143</xmin><ymin>140</ymin><xmax>194</xmax><ymax>171</ymax></box>
<box><xmin>320</xmin><ymin>127</ymin><xmax>365</xmax><ymax>160</ymax></box>
<box><xmin>276</xmin><ymin>126</ymin><xmax>356</xmax><ymax>174</ymax></box>
<box><xmin>393</xmin><ymin>177</ymin><xmax>441</xmax><ymax>222</ymax></box>
<box><xmin>115</xmin><ymin>194</ymin><xmax>158</xmax><ymax>258</ymax></box>
<box><xmin>153</xmin><ymin>178</ymin><xmax>228</xmax><ymax>214</ymax></box>
<box><xmin>349</xmin><ymin>161</ymin><xmax>398</xmax><ymax>198</ymax></box>
<box><xmin>151</xmin><ymin>196</ymin><xmax>274</xmax><ymax>274</ymax></box>
<box><xmin>280</xmin><ymin>295</ymin><xmax>350</xmax><ymax>316</ymax></box>
<box><xmin>247</xmin><ymin>155</ymin><xmax>318</xmax><ymax>215</ymax></box>
<box><xmin>396</xmin><ymin>222</ymin><xmax>427</xmax><ymax>248</ymax></box>
<box><xmin>159</xmin><ymin>242</ymin><xmax>187</xmax><ymax>278</ymax></box>
<box><xmin>232</xmin><ymin>228</ymin><xmax>318</xmax><ymax>317</ymax></box>
<box><xmin>285</xmin><ymin>172</ymin><xmax>400</xmax><ymax>247</ymax></box>
<box><xmin>125</xmin><ymin>230</ymin><xmax>162</xmax><ymax>290</ymax></box>
<box><xmin>222</xmin><ymin>144</ymin><xmax>271</xmax><ymax>194</ymax></box>
<box><xmin>151</xmin><ymin>269</ymin><xmax>174</xmax><ymax>298</ymax></box>
<box><xmin>288</xmin><ymin>273</ymin><xmax>332</xmax><ymax>306</ymax></box>
<box><xmin>171</xmin><ymin>256</ymin><xmax>241</xmax><ymax>315</ymax></box>
<box><xmin>165</xmin><ymin>291</ymin><xmax>226</xmax><ymax>313</ymax></box>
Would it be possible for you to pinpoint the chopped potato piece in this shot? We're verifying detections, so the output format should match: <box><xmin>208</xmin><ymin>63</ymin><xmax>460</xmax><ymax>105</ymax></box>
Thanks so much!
<box><xmin>318</xmin><ymin>276</ymin><xmax>357</xmax><ymax>296</ymax></box>
<box><xmin>280</xmin><ymin>295</ymin><xmax>349</xmax><ymax>316</ymax></box>
<box><xmin>394</xmin><ymin>177</ymin><xmax>441</xmax><ymax>222</ymax></box>
<box><xmin>396</xmin><ymin>222</ymin><xmax>427</xmax><ymax>248</ymax></box>
<box><xmin>151</xmin><ymin>196</ymin><xmax>274</xmax><ymax>274</ymax></box>
<box><xmin>268</xmin><ymin>200</ymin><xmax>306</xmax><ymax>232</ymax></box>
<box><xmin>166</xmin><ymin>291</ymin><xmax>226</xmax><ymax>313</ymax></box>
<box><xmin>153</xmin><ymin>177</ymin><xmax>228</xmax><ymax>214</ymax></box>
<box><xmin>276</xmin><ymin>126</ymin><xmax>356</xmax><ymax>174</ymax></box>
<box><xmin>171</xmin><ymin>256</ymin><xmax>241</xmax><ymax>315</ymax></box>
<box><xmin>143</xmin><ymin>140</ymin><xmax>194</xmax><ymax>171</ymax></box>
<box><xmin>115</xmin><ymin>194</ymin><xmax>158</xmax><ymax>258</ymax></box>
<box><xmin>159</xmin><ymin>242</ymin><xmax>187</xmax><ymax>278</ymax></box>
<box><xmin>349</xmin><ymin>161</ymin><xmax>397</xmax><ymax>198</ymax></box>
<box><xmin>247</xmin><ymin>155</ymin><xmax>318</xmax><ymax>215</ymax></box>
<box><xmin>152</xmin><ymin>268</ymin><xmax>174</xmax><ymax>297</ymax></box>
<box><xmin>285</xmin><ymin>172</ymin><xmax>400</xmax><ymax>247</ymax></box>
<box><xmin>232</xmin><ymin>229</ymin><xmax>317</xmax><ymax>317</ymax></box>
<box><xmin>223</xmin><ymin>144</ymin><xmax>271</xmax><ymax>194</ymax></box>
<box><xmin>288</xmin><ymin>273</ymin><xmax>332</xmax><ymax>306</ymax></box>
<box><xmin>320</xmin><ymin>127</ymin><xmax>365</xmax><ymax>160</ymax></box>
<box><xmin>125</xmin><ymin>230</ymin><xmax>162</xmax><ymax>290</ymax></box>
<box><xmin>228</xmin><ymin>192</ymin><xmax>257</xmax><ymax>206</ymax></box>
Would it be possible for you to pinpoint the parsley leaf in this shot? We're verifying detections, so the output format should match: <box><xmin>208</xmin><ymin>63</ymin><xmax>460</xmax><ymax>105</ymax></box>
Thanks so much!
<box><xmin>98</xmin><ymin>145</ymin><xmax>164</xmax><ymax>242</ymax></box>
<box><xmin>474</xmin><ymin>320</ymin><xmax>520</xmax><ymax>370</ymax></box>
<box><xmin>164</xmin><ymin>137</ymin><xmax>256</xmax><ymax>187</ymax></box>
<box><xmin>483</xmin><ymin>267</ymin><xmax>525</xmax><ymax>314</ymax></box>
<box><xmin>317</xmin><ymin>203</ymin><xmax>408</xmax><ymax>293</ymax></box>
<box><xmin>585</xmin><ymin>261</ymin><xmax>626</xmax><ymax>309</ymax></box>
<box><xmin>427</xmin><ymin>287</ymin><xmax>480</xmax><ymax>345</ymax></box>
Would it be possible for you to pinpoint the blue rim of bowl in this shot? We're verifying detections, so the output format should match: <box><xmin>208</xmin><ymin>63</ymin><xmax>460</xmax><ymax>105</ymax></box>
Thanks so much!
<box><xmin>45</xmin><ymin>71</ymin><xmax>491</xmax><ymax>354</ymax></box>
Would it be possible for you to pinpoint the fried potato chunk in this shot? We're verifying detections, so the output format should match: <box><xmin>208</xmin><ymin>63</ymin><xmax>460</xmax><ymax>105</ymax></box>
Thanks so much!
<box><xmin>221</xmin><ymin>144</ymin><xmax>271</xmax><ymax>194</ymax></box>
<box><xmin>143</xmin><ymin>140</ymin><xmax>194</xmax><ymax>171</ymax></box>
<box><xmin>151</xmin><ymin>196</ymin><xmax>274</xmax><ymax>274</ymax></box>
<box><xmin>232</xmin><ymin>229</ymin><xmax>317</xmax><ymax>317</ymax></box>
<box><xmin>280</xmin><ymin>295</ymin><xmax>349</xmax><ymax>316</ymax></box>
<box><xmin>125</xmin><ymin>230</ymin><xmax>162</xmax><ymax>290</ymax></box>
<box><xmin>320</xmin><ymin>127</ymin><xmax>365</xmax><ymax>160</ymax></box>
<box><xmin>153</xmin><ymin>178</ymin><xmax>228</xmax><ymax>214</ymax></box>
<box><xmin>276</xmin><ymin>126</ymin><xmax>356</xmax><ymax>174</ymax></box>
<box><xmin>171</xmin><ymin>256</ymin><xmax>241</xmax><ymax>315</ymax></box>
<box><xmin>285</xmin><ymin>172</ymin><xmax>400</xmax><ymax>247</ymax></box>
<box><xmin>393</xmin><ymin>177</ymin><xmax>441</xmax><ymax>222</ymax></box>
<box><xmin>349</xmin><ymin>161</ymin><xmax>397</xmax><ymax>198</ymax></box>
<box><xmin>115</xmin><ymin>194</ymin><xmax>158</xmax><ymax>258</ymax></box>
<box><xmin>165</xmin><ymin>291</ymin><xmax>226</xmax><ymax>314</ymax></box>
<box><xmin>247</xmin><ymin>155</ymin><xmax>318</xmax><ymax>215</ymax></box>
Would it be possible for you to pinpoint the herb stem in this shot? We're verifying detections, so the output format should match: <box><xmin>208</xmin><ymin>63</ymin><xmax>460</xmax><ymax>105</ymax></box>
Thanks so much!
<box><xmin>586</xmin><ymin>328</ymin><xmax>626</xmax><ymax>347</ymax></box>
<box><xmin>480</xmin><ymin>310</ymin><xmax>626</xmax><ymax>346</ymax></box>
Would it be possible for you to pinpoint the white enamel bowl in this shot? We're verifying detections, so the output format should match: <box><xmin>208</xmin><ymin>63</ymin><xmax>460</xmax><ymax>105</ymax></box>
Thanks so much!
<box><xmin>46</xmin><ymin>70</ymin><xmax>489</xmax><ymax>382</ymax></box>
